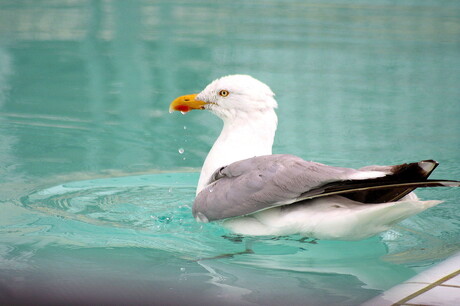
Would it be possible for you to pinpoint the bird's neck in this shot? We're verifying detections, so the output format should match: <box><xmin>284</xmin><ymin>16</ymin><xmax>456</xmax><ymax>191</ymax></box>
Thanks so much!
<box><xmin>196</xmin><ymin>109</ymin><xmax>278</xmax><ymax>194</ymax></box>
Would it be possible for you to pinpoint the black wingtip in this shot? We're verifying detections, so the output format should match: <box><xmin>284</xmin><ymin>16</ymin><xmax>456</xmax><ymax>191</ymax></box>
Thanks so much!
<box><xmin>297</xmin><ymin>179</ymin><xmax>460</xmax><ymax>204</ymax></box>
<box><xmin>297</xmin><ymin>160</ymin><xmax>454</xmax><ymax>204</ymax></box>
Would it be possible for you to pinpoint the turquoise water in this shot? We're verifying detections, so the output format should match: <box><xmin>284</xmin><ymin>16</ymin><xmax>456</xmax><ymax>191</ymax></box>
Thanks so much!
<box><xmin>1</xmin><ymin>0</ymin><xmax>460</xmax><ymax>304</ymax></box>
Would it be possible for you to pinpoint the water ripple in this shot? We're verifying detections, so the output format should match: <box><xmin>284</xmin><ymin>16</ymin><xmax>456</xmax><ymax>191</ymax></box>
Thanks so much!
<box><xmin>11</xmin><ymin>171</ymin><xmax>458</xmax><ymax>291</ymax></box>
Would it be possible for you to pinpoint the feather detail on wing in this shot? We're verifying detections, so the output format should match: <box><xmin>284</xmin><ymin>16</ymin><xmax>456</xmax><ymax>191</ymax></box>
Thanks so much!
<box><xmin>192</xmin><ymin>155</ymin><xmax>459</xmax><ymax>222</ymax></box>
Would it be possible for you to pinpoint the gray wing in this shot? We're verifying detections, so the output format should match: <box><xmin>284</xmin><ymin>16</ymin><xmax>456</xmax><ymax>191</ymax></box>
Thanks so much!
<box><xmin>192</xmin><ymin>154</ymin><xmax>364</xmax><ymax>222</ymax></box>
<box><xmin>192</xmin><ymin>155</ymin><xmax>459</xmax><ymax>222</ymax></box>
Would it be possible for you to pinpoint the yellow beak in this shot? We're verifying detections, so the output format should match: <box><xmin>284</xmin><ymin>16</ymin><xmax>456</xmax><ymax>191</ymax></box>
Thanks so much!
<box><xmin>169</xmin><ymin>94</ymin><xmax>207</xmax><ymax>113</ymax></box>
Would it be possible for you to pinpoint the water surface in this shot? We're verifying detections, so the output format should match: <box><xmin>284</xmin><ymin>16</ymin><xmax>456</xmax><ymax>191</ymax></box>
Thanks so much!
<box><xmin>0</xmin><ymin>1</ymin><xmax>459</xmax><ymax>304</ymax></box>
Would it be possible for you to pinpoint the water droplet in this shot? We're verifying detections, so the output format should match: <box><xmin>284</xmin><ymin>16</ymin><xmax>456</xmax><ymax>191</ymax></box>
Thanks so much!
<box><xmin>180</xmin><ymin>267</ymin><xmax>186</xmax><ymax>272</ymax></box>
<box><xmin>168</xmin><ymin>187</ymin><xmax>172</xmax><ymax>193</ymax></box>
<box><xmin>178</xmin><ymin>148</ymin><xmax>184</xmax><ymax>154</ymax></box>
<box><xmin>183</xmin><ymin>126</ymin><xmax>187</xmax><ymax>130</ymax></box>
<box><xmin>209</xmin><ymin>188</ymin><xmax>213</xmax><ymax>193</ymax></box>
<box><xmin>180</xmin><ymin>111</ymin><xmax>186</xmax><ymax>115</ymax></box>
<box><xmin>182</xmin><ymin>157</ymin><xmax>186</xmax><ymax>160</ymax></box>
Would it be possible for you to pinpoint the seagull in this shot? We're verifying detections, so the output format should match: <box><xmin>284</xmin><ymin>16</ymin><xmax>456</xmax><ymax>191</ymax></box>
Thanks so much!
<box><xmin>169</xmin><ymin>75</ymin><xmax>459</xmax><ymax>240</ymax></box>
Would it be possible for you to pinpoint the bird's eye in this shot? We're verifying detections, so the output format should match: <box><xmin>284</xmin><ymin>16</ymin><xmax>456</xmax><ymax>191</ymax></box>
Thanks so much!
<box><xmin>218</xmin><ymin>90</ymin><xmax>229</xmax><ymax>97</ymax></box>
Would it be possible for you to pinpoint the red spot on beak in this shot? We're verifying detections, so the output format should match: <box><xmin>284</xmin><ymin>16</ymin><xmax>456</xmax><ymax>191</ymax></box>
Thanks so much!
<box><xmin>176</xmin><ymin>105</ymin><xmax>190</xmax><ymax>113</ymax></box>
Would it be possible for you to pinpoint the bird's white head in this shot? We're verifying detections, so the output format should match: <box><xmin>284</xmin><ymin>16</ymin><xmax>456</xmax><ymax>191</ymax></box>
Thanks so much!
<box><xmin>169</xmin><ymin>74</ymin><xmax>277</xmax><ymax>120</ymax></box>
<box><xmin>170</xmin><ymin>75</ymin><xmax>279</xmax><ymax>193</ymax></box>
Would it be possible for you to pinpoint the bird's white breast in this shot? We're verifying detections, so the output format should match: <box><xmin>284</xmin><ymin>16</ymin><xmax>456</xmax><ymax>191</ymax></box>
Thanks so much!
<box><xmin>196</xmin><ymin>109</ymin><xmax>277</xmax><ymax>194</ymax></box>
